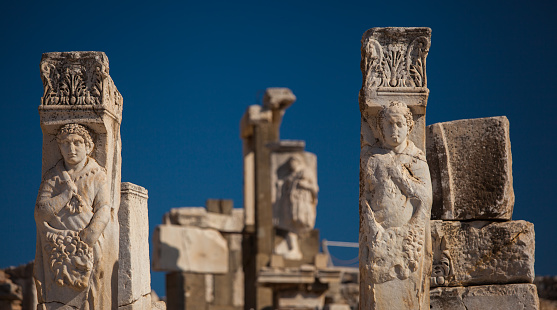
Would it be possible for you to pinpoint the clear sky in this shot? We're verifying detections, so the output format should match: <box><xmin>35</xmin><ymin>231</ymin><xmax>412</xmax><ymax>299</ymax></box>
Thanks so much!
<box><xmin>1</xmin><ymin>0</ymin><xmax>555</xmax><ymax>297</ymax></box>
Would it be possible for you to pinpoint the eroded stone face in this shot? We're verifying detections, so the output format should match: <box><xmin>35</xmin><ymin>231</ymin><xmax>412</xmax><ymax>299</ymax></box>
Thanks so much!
<box><xmin>426</xmin><ymin>116</ymin><xmax>514</xmax><ymax>220</ymax></box>
<box><xmin>430</xmin><ymin>284</ymin><xmax>539</xmax><ymax>310</ymax></box>
<box><xmin>430</xmin><ymin>220</ymin><xmax>535</xmax><ymax>288</ymax></box>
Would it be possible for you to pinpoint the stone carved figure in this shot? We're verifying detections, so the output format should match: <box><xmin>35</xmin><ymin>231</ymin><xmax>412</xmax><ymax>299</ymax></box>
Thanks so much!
<box><xmin>34</xmin><ymin>124</ymin><xmax>112</xmax><ymax>309</ymax></box>
<box><xmin>275</xmin><ymin>155</ymin><xmax>319</xmax><ymax>260</ymax></box>
<box><xmin>360</xmin><ymin>101</ymin><xmax>432</xmax><ymax>309</ymax></box>
<box><xmin>431</xmin><ymin>235</ymin><xmax>452</xmax><ymax>286</ymax></box>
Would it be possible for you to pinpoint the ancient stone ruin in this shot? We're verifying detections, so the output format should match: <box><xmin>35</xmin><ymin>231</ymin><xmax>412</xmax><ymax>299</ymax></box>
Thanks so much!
<box><xmin>358</xmin><ymin>27</ymin><xmax>539</xmax><ymax>310</ymax></box>
<box><xmin>33</xmin><ymin>52</ymin><xmax>159</xmax><ymax>310</ymax></box>
<box><xmin>358</xmin><ymin>27</ymin><xmax>433</xmax><ymax>309</ymax></box>
<box><xmin>0</xmin><ymin>26</ymin><xmax>552</xmax><ymax>310</ymax></box>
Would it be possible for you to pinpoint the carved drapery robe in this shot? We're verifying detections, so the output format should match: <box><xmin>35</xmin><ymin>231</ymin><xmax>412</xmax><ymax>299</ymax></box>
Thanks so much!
<box><xmin>277</xmin><ymin>167</ymin><xmax>318</xmax><ymax>234</ymax></box>
<box><xmin>360</xmin><ymin>140</ymin><xmax>432</xmax><ymax>309</ymax></box>
<box><xmin>34</xmin><ymin>158</ymin><xmax>112</xmax><ymax>310</ymax></box>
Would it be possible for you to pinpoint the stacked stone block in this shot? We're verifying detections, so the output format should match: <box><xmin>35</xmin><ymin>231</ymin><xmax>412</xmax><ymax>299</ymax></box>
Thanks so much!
<box><xmin>152</xmin><ymin>199</ymin><xmax>244</xmax><ymax>310</ymax></box>
<box><xmin>426</xmin><ymin>116</ymin><xmax>539</xmax><ymax>309</ymax></box>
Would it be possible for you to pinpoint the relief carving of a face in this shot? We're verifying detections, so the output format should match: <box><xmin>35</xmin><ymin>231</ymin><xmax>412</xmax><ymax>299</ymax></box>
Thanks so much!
<box><xmin>381</xmin><ymin>112</ymin><xmax>408</xmax><ymax>148</ymax></box>
<box><xmin>58</xmin><ymin>133</ymin><xmax>90</xmax><ymax>166</ymax></box>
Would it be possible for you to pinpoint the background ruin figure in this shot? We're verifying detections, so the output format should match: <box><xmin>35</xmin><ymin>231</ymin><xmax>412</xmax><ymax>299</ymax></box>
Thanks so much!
<box><xmin>34</xmin><ymin>123</ymin><xmax>112</xmax><ymax>309</ymax></box>
<box><xmin>275</xmin><ymin>155</ymin><xmax>319</xmax><ymax>260</ymax></box>
<box><xmin>360</xmin><ymin>101</ymin><xmax>432</xmax><ymax>309</ymax></box>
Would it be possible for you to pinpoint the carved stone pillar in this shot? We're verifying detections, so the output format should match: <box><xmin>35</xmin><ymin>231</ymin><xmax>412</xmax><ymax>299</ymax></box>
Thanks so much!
<box><xmin>358</xmin><ymin>28</ymin><xmax>433</xmax><ymax>309</ymax></box>
<box><xmin>34</xmin><ymin>51</ymin><xmax>122</xmax><ymax>309</ymax></box>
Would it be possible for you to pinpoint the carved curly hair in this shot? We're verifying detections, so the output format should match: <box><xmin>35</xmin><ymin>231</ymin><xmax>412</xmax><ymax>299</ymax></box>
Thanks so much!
<box><xmin>377</xmin><ymin>101</ymin><xmax>414</xmax><ymax>134</ymax></box>
<box><xmin>56</xmin><ymin>123</ymin><xmax>94</xmax><ymax>150</ymax></box>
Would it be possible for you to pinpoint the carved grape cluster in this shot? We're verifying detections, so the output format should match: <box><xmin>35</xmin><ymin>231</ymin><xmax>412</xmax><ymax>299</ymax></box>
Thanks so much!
<box><xmin>402</xmin><ymin>223</ymin><xmax>425</xmax><ymax>272</ymax></box>
<box><xmin>45</xmin><ymin>230</ymin><xmax>93</xmax><ymax>290</ymax></box>
<box><xmin>364</xmin><ymin>223</ymin><xmax>425</xmax><ymax>284</ymax></box>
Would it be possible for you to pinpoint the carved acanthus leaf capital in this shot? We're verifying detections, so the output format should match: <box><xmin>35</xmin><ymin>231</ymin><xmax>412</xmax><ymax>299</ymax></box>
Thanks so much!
<box><xmin>360</xmin><ymin>27</ymin><xmax>431</xmax><ymax>112</ymax></box>
<box><xmin>40</xmin><ymin>52</ymin><xmax>122</xmax><ymax>113</ymax></box>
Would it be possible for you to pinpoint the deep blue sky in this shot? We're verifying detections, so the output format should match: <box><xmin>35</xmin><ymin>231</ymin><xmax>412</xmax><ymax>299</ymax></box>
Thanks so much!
<box><xmin>1</xmin><ymin>0</ymin><xmax>555</xmax><ymax>297</ymax></box>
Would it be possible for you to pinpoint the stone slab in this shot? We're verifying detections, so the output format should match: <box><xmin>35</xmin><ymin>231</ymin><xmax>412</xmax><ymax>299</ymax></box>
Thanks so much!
<box><xmin>430</xmin><ymin>284</ymin><xmax>539</xmax><ymax>310</ymax></box>
<box><xmin>153</xmin><ymin>225</ymin><xmax>228</xmax><ymax>273</ymax></box>
<box><xmin>118</xmin><ymin>182</ymin><xmax>151</xmax><ymax>309</ymax></box>
<box><xmin>431</xmin><ymin>220</ymin><xmax>534</xmax><ymax>287</ymax></box>
<box><xmin>166</xmin><ymin>272</ymin><xmax>206</xmax><ymax>310</ymax></box>
<box><xmin>426</xmin><ymin>116</ymin><xmax>514</xmax><ymax>220</ymax></box>
<box><xmin>165</xmin><ymin>207</ymin><xmax>244</xmax><ymax>233</ymax></box>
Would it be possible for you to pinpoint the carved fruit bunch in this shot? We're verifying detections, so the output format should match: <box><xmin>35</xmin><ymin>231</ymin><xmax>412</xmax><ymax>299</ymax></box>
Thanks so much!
<box><xmin>365</xmin><ymin>222</ymin><xmax>425</xmax><ymax>284</ymax></box>
<box><xmin>45</xmin><ymin>231</ymin><xmax>93</xmax><ymax>290</ymax></box>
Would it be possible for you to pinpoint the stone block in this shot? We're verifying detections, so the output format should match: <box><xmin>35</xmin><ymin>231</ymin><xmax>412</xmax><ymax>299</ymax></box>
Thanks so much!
<box><xmin>431</xmin><ymin>220</ymin><xmax>534</xmax><ymax>287</ymax></box>
<box><xmin>274</xmin><ymin>229</ymin><xmax>320</xmax><ymax>268</ymax></box>
<box><xmin>426</xmin><ymin>116</ymin><xmax>514</xmax><ymax>220</ymax></box>
<box><xmin>153</xmin><ymin>225</ymin><xmax>228</xmax><ymax>273</ymax></box>
<box><xmin>206</xmin><ymin>199</ymin><xmax>233</xmax><ymax>215</ymax></box>
<box><xmin>314</xmin><ymin>253</ymin><xmax>329</xmax><ymax>269</ymax></box>
<box><xmin>118</xmin><ymin>183</ymin><xmax>151</xmax><ymax>309</ymax></box>
<box><xmin>166</xmin><ymin>272</ymin><xmax>206</xmax><ymax>310</ymax></box>
<box><xmin>430</xmin><ymin>284</ymin><xmax>539</xmax><ymax>310</ymax></box>
<box><xmin>165</xmin><ymin>207</ymin><xmax>244</xmax><ymax>233</ymax></box>
<box><xmin>270</xmin><ymin>254</ymin><xmax>285</xmax><ymax>268</ymax></box>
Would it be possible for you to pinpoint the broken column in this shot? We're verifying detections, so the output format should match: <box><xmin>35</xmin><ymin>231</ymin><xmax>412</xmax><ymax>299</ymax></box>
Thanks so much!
<box><xmin>358</xmin><ymin>27</ymin><xmax>433</xmax><ymax>309</ymax></box>
<box><xmin>426</xmin><ymin>116</ymin><xmax>539</xmax><ymax>309</ymax></box>
<box><xmin>34</xmin><ymin>52</ymin><xmax>122</xmax><ymax>309</ymax></box>
<box><xmin>118</xmin><ymin>183</ymin><xmax>152</xmax><ymax>310</ymax></box>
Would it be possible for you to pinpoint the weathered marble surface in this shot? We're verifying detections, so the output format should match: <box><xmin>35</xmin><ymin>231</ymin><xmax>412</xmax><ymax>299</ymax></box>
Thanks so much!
<box><xmin>118</xmin><ymin>183</ymin><xmax>151</xmax><ymax>310</ymax></box>
<box><xmin>34</xmin><ymin>51</ymin><xmax>122</xmax><ymax>309</ymax></box>
<box><xmin>430</xmin><ymin>220</ymin><xmax>535</xmax><ymax>288</ymax></box>
<box><xmin>359</xmin><ymin>101</ymin><xmax>432</xmax><ymax>310</ymax></box>
<box><xmin>152</xmin><ymin>225</ymin><xmax>228</xmax><ymax>273</ymax></box>
<box><xmin>427</xmin><ymin>116</ymin><xmax>514</xmax><ymax>220</ymax></box>
<box><xmin>430</xmin><ymin>284</ymin><xmax>539</xmax><ymax>310</ymax></box>
<box><xmin>359</xmin><ymin>27</ymin><xmax>433</xmax><ymax>310</ymax></box>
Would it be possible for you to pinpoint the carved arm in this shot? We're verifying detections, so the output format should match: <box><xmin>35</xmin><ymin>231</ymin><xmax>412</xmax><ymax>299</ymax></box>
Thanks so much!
<box><xmin>35</xmin><ymin>179</ymin><xmax>75</xmax><ymax>221</ymax></box>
